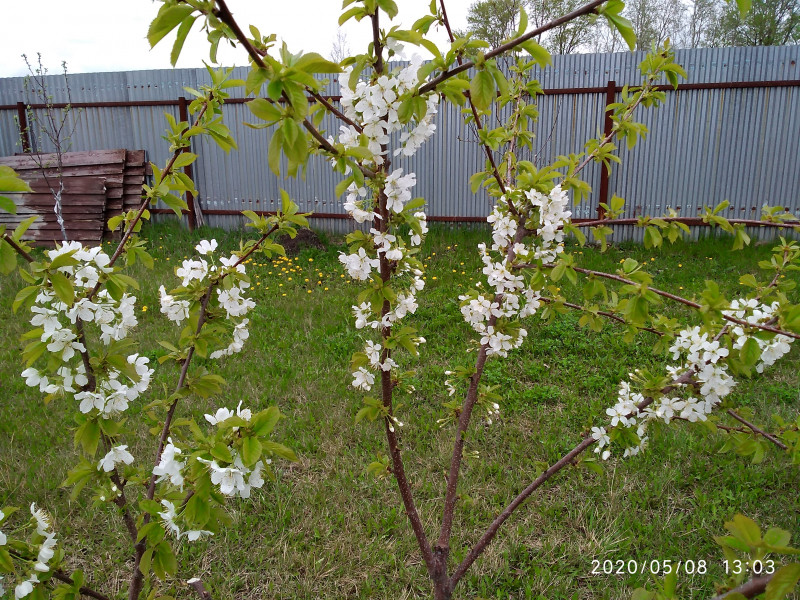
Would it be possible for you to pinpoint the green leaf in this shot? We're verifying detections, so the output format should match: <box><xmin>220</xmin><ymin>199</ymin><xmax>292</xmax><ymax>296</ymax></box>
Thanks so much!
<box><xmin>600</xmin><ymin>0</ymin><xmax>636</xmax><ymax>51</ymax></box>
<box><xmin>726</xmin><ymin>514</ymin><xmax>761</xmax><ymax>546</ymax></box>
<box><xmin>740</xmin><ymin>337</ymin><xmax>762</xmax><ymax>368</ymax></box>
<box><xmin>519</xmin><ymin>39</ymin><xmax>551</xmax><ymax>67</ymax></box>
<box><xmin>210</xmin><ymin>442</ymin><xmax>234</xmax><ymax>463</ymax></box>
<box><xmin>339</xmin><ymin>6</ymin><xmax>366</xmax><ymax>26</ymax></box>
<box><xmin>247</xmin><ymin>98</ymin><xmax>282</xmax><ymax>123</ymax></box>
<box><xmin>241</xmin><ymin>437</ymin><xmax>263</xmax><ymax>467</ymax></box>
<box><xmin>470</xmin><ymin>70</ymin><xmax>495</xmax><ymax>111</ymax></box>
<box><xmin>268</xmin><ymin>129</ymin><xmax>283</xmax><ymax>176</ymax></box>
<box><xmin>0</xmin><ymin>547</ymin><xmax>14</xmax><ymax>572</ymax></box>
<box><xmin>153</xmin><ymin>541</ymin><xmax>177</xmax><ymax>579</ymax></box>
<box><xmin>0</xmin><ymin>195</ymin><xmax>16</xmax><ymax>214</ymax></box>
<box><xmin>262</xmin><ymin>441</ymin><xmax>298</xmax><ymax>462</ymax></box>
<box><xmin>377</xmin><ymin>0</ymin><xmax>399</xmax><ymax>18</ymax></box>
<box><xmin>294</xmin><ymin>52</ymin><xmax>342</xmax><ymax>74</ymax></box>
<box><xmin>735</xmin><ymin>0</ymin><xmax>752</xmax><ymax>16</ymax></box>
<box><xmin>75</xmin><ymin>419</ymin><xmax>101</xmax><ymax>457</ymax></box>
<box><xmin>764</xmin><ymin>527</ymin><xmax>792</xmax><ymax>549</ymax></box>
<box><xmin>13</xmin><ymin>215</ymin><xmax>37</xmax><ymax>241</ymax></box>
<box><xmin>139</xmin><ymin>548</ymin><xmax>153</xmax><ymax>577</ymax></box>
<box><xmin>0</xmin><ymin>239</ymin><xmax>16</xmax><ymax>274</ymax></box>
<box><xmin>170</xmin><ymin>14</ymin><xmax>196</xmax><ymax>66</ymax></box>
<box><xmin>50</xmin><ymin>270</ymin><xmax>75</xmax><ymax>306</ymax></box>
<box><xmin>148</xmin><ymin>5</ymin><xmax>194</xmax><ymax>48</ymax></box>
<box><xmin>251</xmin><ymin>406</ymin><xmax>281</xmax><ymax>436</ymax></box>
<box><xmin>765</xmin><ymin>563</ymin><xmax>800</xmax><ymax>600</ymax></box>
<box><xmin>172</xmin><ymin>152</ymin><xmax>197</xmax><ymax>169</ymax></box>
<box><xmin>13</xmin><ymin>285</ymin><xmax>38</xmax><ymax>312</ymax></box>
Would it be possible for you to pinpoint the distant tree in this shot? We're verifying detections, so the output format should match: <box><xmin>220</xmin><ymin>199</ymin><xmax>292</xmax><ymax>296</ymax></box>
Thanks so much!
<box><xmin>330</xmin><ymin>28</ymin><xmax>351</xmax><ymax>63</ymax></box>
<box><xmin>460</xmin><ymin>0</ymin><xmax>596</xmax><ymax>54</ymax></box>
<box><xmin>589</xmin><ymin>0</ymin><xmax>685</xmax><ymax>51</ymax></box>
<box><xmin>527</xmin><ymin>0</ymin><xmax>597</xmax><ymax>53</ymax></box>
<box><xmin>623</xmin><ymin>0</ymin><xmax>686</xmax><ymax>50</ymax></box>
<box><xmin>677</xmin><ymin>0</ymin><xmax>721</xmax><ymax>47</ymax></box>
<box><xmin>462</xmin><ymin>0</ymin><xmax>524</xmax><ymax>47</ymax></box>
<box><xmin>20</xmin><ymin>54</ymin><xmax>82</xmax><ymax>242</ymax></box>
<box><xmin>711</xmin><ymin>0</ymin><xmax>800</xmax><ymax>45</ymax></box>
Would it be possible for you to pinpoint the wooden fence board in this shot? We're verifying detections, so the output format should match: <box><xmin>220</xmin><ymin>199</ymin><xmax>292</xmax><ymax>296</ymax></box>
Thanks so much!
<box><xmin>0</xmin><ymin>150</ymin><xmax>148</xmax><ymax>244</ymax></box>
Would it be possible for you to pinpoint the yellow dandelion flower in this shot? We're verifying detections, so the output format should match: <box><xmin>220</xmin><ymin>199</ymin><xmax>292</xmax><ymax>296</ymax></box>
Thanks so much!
<box><xmin>142</xmin><ymin>306</ymin><xmax>148</xmax><ymax>312</ymax></box>
<box><xmin>324</xmin><ymin>287</ymin><xmax>329</xmax><ymax>291</ymax></box>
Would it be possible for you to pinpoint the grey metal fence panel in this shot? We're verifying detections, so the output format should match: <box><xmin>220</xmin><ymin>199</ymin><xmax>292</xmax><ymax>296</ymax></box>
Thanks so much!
<box><xmin>0</xmin><ymin>45</ymin><xmax>798</xmax><ymax>238</ymax></box>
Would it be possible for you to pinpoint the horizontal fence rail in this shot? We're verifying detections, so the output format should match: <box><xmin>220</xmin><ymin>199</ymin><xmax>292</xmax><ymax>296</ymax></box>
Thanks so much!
<box><xmin>1</xmin><ymin>45</ymin><xmax>798</xmax><ymax>240</ymax></box>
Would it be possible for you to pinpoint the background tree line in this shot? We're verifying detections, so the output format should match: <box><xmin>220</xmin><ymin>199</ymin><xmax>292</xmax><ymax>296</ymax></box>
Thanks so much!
<box><xmin>457</xmin><ymin>0</ymin><xmax>799</xmax><ymax>54</ymax></box>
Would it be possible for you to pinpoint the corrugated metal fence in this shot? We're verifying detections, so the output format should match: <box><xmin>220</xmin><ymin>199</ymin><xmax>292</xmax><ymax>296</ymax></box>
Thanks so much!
<box><xmin>1</xmin><ymin>45</ymin><xmax>798</xmax><ymax>238</ymax></box>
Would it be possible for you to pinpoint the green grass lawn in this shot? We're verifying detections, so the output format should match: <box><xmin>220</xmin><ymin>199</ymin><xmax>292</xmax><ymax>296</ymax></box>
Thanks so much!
<box><xmin>0</xmin><ymin>223</ymin><xmax>798</xmax><ymax>600</ymax></box>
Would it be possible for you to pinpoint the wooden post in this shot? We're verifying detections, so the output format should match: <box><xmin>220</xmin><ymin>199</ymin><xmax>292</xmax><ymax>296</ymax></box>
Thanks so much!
<box><xmin>178</xmin><ymin>96</ymin><xmax>197</xmax><ymax>231</ymax></box>
<box><xmin>17</xmin><ymin>102</ymin><xmax>31</xmax><ymax>153</ymax></box>
<box><xmin>597</xmin><ymin>80</ymin><xmax>616</xmax><ymax>220</ymax></box>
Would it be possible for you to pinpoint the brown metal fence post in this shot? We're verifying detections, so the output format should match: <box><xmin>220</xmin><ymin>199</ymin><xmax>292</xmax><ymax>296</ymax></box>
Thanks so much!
<box><xmin>16</xmin><ymin>102</ymin><xmax>31</xmax><ymax>152</ymax></box>
<box><xmin>178</xmin><ymin>96</ymin><xmax>197</xmax><ymax>231</ymax></box>
<box><xmin>596</xmin><ymin>80</ymin><xmax>616</xmax><ymax>220</ymax></box>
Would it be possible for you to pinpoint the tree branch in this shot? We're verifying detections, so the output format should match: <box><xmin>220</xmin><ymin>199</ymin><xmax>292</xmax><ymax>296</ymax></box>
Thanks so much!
<box><xmin>186</xmin><ymin>577</ymin><xmax>214</xmax><ymax>600</ymax></box>
<box><xmin>726</xmin><ymin>409</ymin><xmax>788</xmax><ymax>450</ymax></box>
<box><xmin>710</xmin><ymin>574</ymin><xmax>774</xmax><ymax>599</ymax></box>
<box><xmin>526</xmin><ymin>262</ymin><xmax>800</xmax><ymax>341</ymax></box>
<box><xmin>450</xmin><ymin>369</ymin><xmax>699</xmax><ymax>587</ymax></box>
<box><xmin>419</xmin><ymin>0</ymin><xmax>608</xmax><ymax>95</ymax></box>
<box><xmin>439</xmin><ymin>0</ymin><xmax>507</xmax><ymax>198</ymax></box>
<box><xmin>8</xmin><ymin>548</ymin><xmax>111</xmax><ymax>600</ymax></box>
<box><xmin>573</xmin><ymin>216</ymin><xmax>800</xmax><ymax>229</ymax></box>
<box><xmin>51</xmin><ymin>568</ymin><xmax>112</xmax><ymax>600</ymax></box>
<box><xmin>1</xmin><ymin>232</ymin><xmax>34</xmax><ymax>263</ymax></box>
<box><xmin>212</xmin><ymin>0</ymin><xmax>375</xmax><ymax>178</ymax></box>
<box><xmin>447</xmin><ymin>266</ymin><xmax>791</xmax><ymax>589</ymax></box>
<box><xmin>539</xmin><ymin>295</ymin><xmax>664</xmax><ymax>336</ymax></box>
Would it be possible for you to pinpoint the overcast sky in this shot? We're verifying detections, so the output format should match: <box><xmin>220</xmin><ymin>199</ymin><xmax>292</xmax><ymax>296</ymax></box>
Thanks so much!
<box><xmin>0</xmin><ymin>1</ymin><xmax>471</xmax><ymax>78</ymax></box>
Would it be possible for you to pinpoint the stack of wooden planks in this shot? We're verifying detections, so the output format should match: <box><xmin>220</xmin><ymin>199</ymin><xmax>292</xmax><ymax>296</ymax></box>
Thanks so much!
<box><xmin>0</xmin><ymin>149</ymin><xmax>147</xmax><ymax>245</ymax></box>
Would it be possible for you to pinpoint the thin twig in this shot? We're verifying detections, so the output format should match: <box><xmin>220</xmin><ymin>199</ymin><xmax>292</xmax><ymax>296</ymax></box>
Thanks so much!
<box><xmin>726</xmin><ymin>409</ymin><xmax>788</xmax><ymax>450</ymax></box>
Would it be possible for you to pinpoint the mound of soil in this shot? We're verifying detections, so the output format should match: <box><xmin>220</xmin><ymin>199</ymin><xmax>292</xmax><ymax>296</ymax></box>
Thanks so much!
<box><xmin>277</xmin><ymin>228</ymin><xmax>326</xmax><ymax>255</ymax></box>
